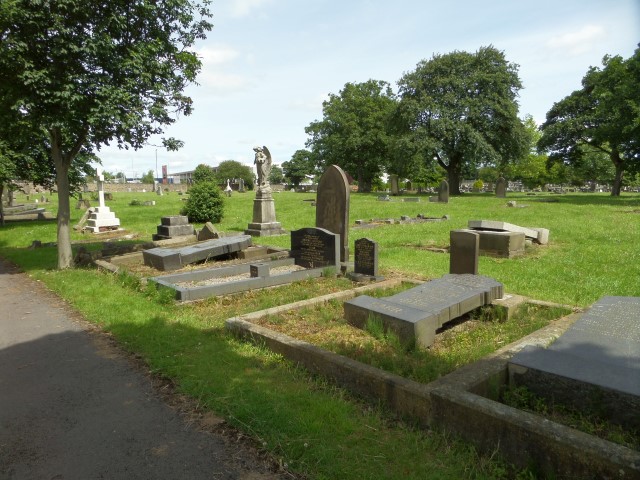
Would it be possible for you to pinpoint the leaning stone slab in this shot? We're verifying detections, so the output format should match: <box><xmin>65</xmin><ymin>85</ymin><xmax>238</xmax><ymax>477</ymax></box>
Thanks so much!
<box><xmin>468</xmin><ymin>220</ymin><xmax>539</xmax><ymax>241</ymax></box>
<box><xmin>509</xmin><ymin>296</ymin><xmax>640</xmax><ymax>429</ymax></box>
<box><xmin>476</xmin><ymin>230</ymin><xmax>525</xmax><ymax>258</ymax></box>
<box><xmin>142</xmin><ymin>235</ymin><xmax>252</xmax><ymax>271</ymax></box>
<box><xmin>344</xmin><ymin>274</ymin><xmax>503</xmax><ymax>348</ymax></box>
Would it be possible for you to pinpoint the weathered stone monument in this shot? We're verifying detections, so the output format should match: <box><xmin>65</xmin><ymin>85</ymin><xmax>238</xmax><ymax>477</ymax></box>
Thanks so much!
<box><xmin>344</xmin><ymin>274</ymin><xmax>503</xmax><ymax>348</ymax></box>
<box><xmin>152</xmin><ymin>215</ymin><xmax>195</xmax><ymax>241</ymax></box>
<box><xmin>245</xmin><ymin>146</ymin><xmax>285</xmax><ymax>236</ymax></box>
<box><xmin>86</xmin><ymin>167</ymin><xmax>121</xmax><ymax>233</ymax></box>
<box><xmin>449</xmin><ymin>229</ymin><xmax>479</xmax><ymax>274</ymax></box>
<box><xmin>429</xmin><ymin>180</ymin><xmax>449</xmax><ymax>203</ymax></box>
<box><xmin>315</xmin><ymin>165</ymin><xmax>350</xmax><ymax>264</ymax></box>
<box><xmin>348</xmin><ymin>238</ymin><xmax>383</xmax><ymax>282</ymax></box>
<box><xmin>495</xmin><ymin>176</ymin><xmax>507</xmax><ymax>197</ymax></box>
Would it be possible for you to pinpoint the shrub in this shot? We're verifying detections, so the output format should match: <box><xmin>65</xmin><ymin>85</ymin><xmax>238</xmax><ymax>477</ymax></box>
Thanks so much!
<box><xmin>472</xmin><ymin>179</ymin><xmax>484</xmax><ymax>191</ymax></box>
<box><xmin>181</xmin><ymin>181</ymin><xmax>224</xmax><ymax>223</ymax></box>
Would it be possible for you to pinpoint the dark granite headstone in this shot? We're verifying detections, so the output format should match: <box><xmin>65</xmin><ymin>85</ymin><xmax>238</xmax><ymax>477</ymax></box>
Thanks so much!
<box><xmin>344</xmin><ymin>274</ymin><xmax>503</xmax><ymax>348</ymax></box>
<box><xmin>354</xmin><ymin>238</ymin><xmax>379</xmax><ymax>277</ymax></box>
<box><xmin>290</xmin><ymin>227</ymin><xmax>340</xmax><ymax>269</ymax></box>
<box><xmin>197</xmin><ymin>222</ymin><xmax>219</xmax><ymax>241</ymax></box>
<box><xmin>495</xmin><ymin>177</ymin><xmax>507</xmax><ymax>198</ymax></box>
<box><xmin>143</xmin><ymin>235</ymin><xmax>252</xmax><ymax>271</ymax></box>
<box><xmin>316</xmin><ymin>165</ymin><xmax>350</xmax><ymax>263</ymax></box>
<box><xmin>510</xmin><ymin>296</ymin><xmax>640</xmax><ymax>428</ymax></box>
<box><xmin>449</xmin><ymin>229</ymin><xmax>479</xmax><ymax>274</ymax></box>
<box><xmin>161</xmin><ymin>215</ymin><xmax>189</xmax><ymax>226</ymax></box>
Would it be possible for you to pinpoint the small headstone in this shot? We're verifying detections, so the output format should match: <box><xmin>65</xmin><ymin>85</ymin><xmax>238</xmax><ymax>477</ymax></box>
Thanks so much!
<box><xmin>377</xmin><ymin>195</ymin><xmax>391</xmax><ymax>201</ymax></box>
<box><xmin>438</xmin><ymin>179</ymin><xmax>449</xmax><ymax>203</ymax></box>
<box><xmin>449</xmin><ymin>229</ymin><xmax>479</xmax><ymax>274</ymax></box>
<box><xmin>238</xmin><ymin>178</ymin><xmax>245</xmax><ymax>193</ymax></box>
<box><xmin>197</xmin><ymin>222</ymin><xmax>219</xmax><ymax>241</ymax></box>
<box><xmin>315</xmin><ymin>165</ymin><xmax>350</xmax><ymax>264</ymax></box>
<box><xmin>507</xmin><ymin>200</ymin><xmax>517</xmax><ymax>207</ymax></box>
<box><xmin>290</xmin><ymin>227</ymin><xmax>340</xmax><ymax>269</ymax></box>
<box><xmin>495</xmin><ymin>177</ymin><xmax>507</xmax><ymax>198</ymax></box>
<box><xmin>156</xmin><ymin>185</ymin><xmax>163</xmax><ymax>196</ymax></box>
<box><xmin>353</xmin><ymin>238</ymin><xmax>379</xmax><ymax>277</ymax></box>
<box><xmin>250</xmin><ymin>263</ymin><xmax>269</xmax><ymax>278</ymax></box>
<box><xmin>390</xmin><ymin>174</ymin><xmax>399</xmax><ymax>196</ymax></box>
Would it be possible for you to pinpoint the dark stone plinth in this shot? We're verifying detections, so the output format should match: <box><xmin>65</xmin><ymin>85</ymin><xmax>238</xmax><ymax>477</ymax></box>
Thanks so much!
<box><xmin>344</xmin><ymin>274</ymin><xmax>503</xmax><ymax>348</ymax></box>
<box><xmin>157</xmin><ymin>224</ymin><xmax>195</xmax><ymax>238</ymax></box>
<box><xmin>290</xmin><ymin>227</ymin><xmax>340</xmax><ymax>269</ymax></box>
<box><xmin>142</xmin><ymin>235</ymin><xmax>252</xmax><ymax>271</ymax></box>
<box><xmin>509</xmin><ymin>296</ymin><xmax>640</xmax><ymax>428</ymax></box>
<box><xmin>161</xmin><ymin>215</ymin><xmax>189</xmax><ymax>226</ymax></box>
<box><xmin>197</xmin><ymin>222</ymin><xmax>219</xmax><ymax>241</ymax></box>
<box><xmin>449</xmin><ymin>229</ymin><xmax>479</xmax><ymax>274</ymax></box>
<box><xmin>244</xmin><ymin>221</ymin><xmax>286</xmax><ymax>237</ymax></box>
<box><xmin>476</xmin><ymin>231</ymin><xmax>525</xmax><ymax>258</ymax></box>
<box><xmin>250</xmin><ymin>263</ymin><xmax>269</xmax><ymax>278</ymax></box>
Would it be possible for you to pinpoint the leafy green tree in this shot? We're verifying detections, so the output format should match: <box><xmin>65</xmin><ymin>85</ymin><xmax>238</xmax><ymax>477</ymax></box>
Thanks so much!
<box><xmin>0</xmin><ymin>0</ymin><xmax>212</xmax><ymax>268</ymax></box>
<box><xmin>509</xmin><ymin>116</ymin><xmax>549</xmax><ymax>189</ymax></box>
<box><xmin>268</xmin><ymin>165</ymin><xmax>284</xmax><ymax>185</ymax></box>
<box><xmin>181</xmin><ymin>181</ymin><xmax>224</xmax><ymax>223</ymax></box>
<box><xmin>193</xmin><ymin>164</ymin><xmax>217</xmax><ymax>184</ymax></box>
<box><xmin>305</xmin><ymin>80</ymin><xmax>396</xmax><ymax>192</ymax></box>
<box><xmin>395</xmin><ymin>46</ymin><xmax>528</xmax><ymax>195</ymax></box>
<box><xmin>140</xmin><ymin>170</ymin><xmax>155</xmax><ymax>184</ymax></box>
<box><xmin>214</xmin><ymin>160</ymin><xmax>254</xmax><ymax>190</ymax></box>
<box><xmin>282</xmin><ymin>149</ymin><xmax>316</xmax><ymax>187</ymax></box>
<box><xmin>539</xmin><ymin>48</ymin><xmax>640</xmax><ymax>196</ymax></box>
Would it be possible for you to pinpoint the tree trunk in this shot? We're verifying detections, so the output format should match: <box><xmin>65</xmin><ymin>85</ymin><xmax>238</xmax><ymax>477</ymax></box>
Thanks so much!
<box><xmin>446</xmin><ymin>156</ymin><xmax>463</xmax><ymax>195</ymax></box>
<box><xmin>0</xmin><ymin>183</ymin><xmax>5</xmax><ymax>227</ymax></box>
<box><xmin>50</xmin><ymin>130</ymin><xmax>74</xmax><ymax>269</ymax></box>
<box><xmin>611</xmin><ymin>149</ymin><xmax>624</xmax><ymax>197</ymax></box>
<box><xmin>357</xmin><ymin>170</ymin><xmax>372</xmax><ymax>193</ymax></box>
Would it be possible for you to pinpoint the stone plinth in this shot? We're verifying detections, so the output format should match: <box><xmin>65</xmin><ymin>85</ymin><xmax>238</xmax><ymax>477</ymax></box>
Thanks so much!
<box><xmin>449</xmin><ymin>229</ymin><xmax>479</xmax><ymax>274</ymax></box>
<box><xmin>477</xmin><ymin>231</ymin><xmax>525</xmax><ymax>258</ymax></box>
<box><xmin>152</xmin><ymin>215</ymin><xmax>195</xmax><ymax>241</ymax></box>
<box><xmin>245</xmin><ymin>191</ymin><xmax>285</xmax><ymax>236</ymax></box>
<box><xmin>86</xmin><ymin>206</ymin><xmax>120</xmax><ymax>233</ymax></box>
<box><xmin>344</xmin><ymin>274</ymin><xmax>503</xmax><ymax>348</ymax></box>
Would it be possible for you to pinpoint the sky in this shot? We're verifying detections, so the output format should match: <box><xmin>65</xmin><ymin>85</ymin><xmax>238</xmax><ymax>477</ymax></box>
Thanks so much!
<box><xmin>98</xmin><ymin>0</ymin><xmax>639</xmax><ymax>179</ymax></box>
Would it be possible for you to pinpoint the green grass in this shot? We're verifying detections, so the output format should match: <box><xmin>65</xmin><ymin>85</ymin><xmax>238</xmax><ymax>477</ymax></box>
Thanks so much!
<box><xmin>1</xmin><ymin>189</ymin><xmax>639</xmax><ymax>479</ymax></box>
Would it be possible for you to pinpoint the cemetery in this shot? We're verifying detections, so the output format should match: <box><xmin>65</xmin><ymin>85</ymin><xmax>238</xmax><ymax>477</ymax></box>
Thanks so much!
<box><xmin>1</xmin><ymin>172</ymin><xmax>639</xmax><ymax>479</ymax></box>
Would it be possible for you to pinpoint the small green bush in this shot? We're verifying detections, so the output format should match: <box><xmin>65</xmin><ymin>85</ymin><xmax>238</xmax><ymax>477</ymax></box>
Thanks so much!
<box><xmin>472</xmin><ymin>179</ymin><xmax>484</xmax><ymax>191</ymax></box>
<box><xmin>181</xmin><ymin>181</ymin><xmax>224</xmax><ymax>223</ymax></box>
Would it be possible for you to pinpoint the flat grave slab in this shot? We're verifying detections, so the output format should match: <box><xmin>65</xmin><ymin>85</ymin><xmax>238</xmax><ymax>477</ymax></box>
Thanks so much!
<box><xmin>344</xmin><ymin>274</ymin><xmax>503</xmax><ymax>348</ymax></box>
<box><xmin>468</xmin><ymin>220</ymin><xmax>538</xmax><ymax>241</ymax></box>
<box><xmin>509</xmin><ymin>296</ymin><xmax>640</xmax><ymax>426</ymax></box>
<box><xmin>142</xmin><ymin>235</ymin><xmax>252</xmax><ymax>271</ymax></box>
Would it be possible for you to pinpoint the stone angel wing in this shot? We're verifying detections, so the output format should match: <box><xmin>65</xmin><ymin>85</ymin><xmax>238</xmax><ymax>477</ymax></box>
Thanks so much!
<box><xmin>262</xmin><ymin>146</ymin><xmax>272</xmax><ymax>164</ymax></box>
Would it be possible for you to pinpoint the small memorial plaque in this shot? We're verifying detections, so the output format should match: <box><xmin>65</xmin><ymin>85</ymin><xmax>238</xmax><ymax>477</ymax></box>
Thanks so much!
<box><xmin>354</xmin><ymin>238</ymin><xmax>378</xmax><ymax>277</ymax></box>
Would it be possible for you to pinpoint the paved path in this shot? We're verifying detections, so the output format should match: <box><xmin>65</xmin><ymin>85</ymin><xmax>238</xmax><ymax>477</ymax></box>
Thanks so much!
<box><xmin>0</xmin><ymin>258</ymin><xmax>283</xmax><ymax>480</ymax></box>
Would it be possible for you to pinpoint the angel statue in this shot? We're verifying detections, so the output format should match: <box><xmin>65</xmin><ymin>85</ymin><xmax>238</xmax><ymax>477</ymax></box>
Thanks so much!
<box><xmin>253</xmin><ymin>145</ymin><xmax>272</xmax><ymax>190</ymax></box>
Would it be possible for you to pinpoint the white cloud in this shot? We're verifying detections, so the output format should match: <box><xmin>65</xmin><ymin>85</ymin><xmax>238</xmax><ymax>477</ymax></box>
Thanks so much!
<box><xmin>195</xmin><ymin>45</ymin><xmax>253</xmax><ymax>93</ymax></box>
<box><xmin>197</xmin><ymin>45</ymin><xmax>240</xmax><ymax>65</ymax></box>
<box><xmin>229</xmin><ymin>0</ymin><xmax>273</xmax><ymax>18</ymax></box>
<box><xmin>545</xmin><ymin>24</ymin><xmax>607</xmax><ymax>56</ymax></box>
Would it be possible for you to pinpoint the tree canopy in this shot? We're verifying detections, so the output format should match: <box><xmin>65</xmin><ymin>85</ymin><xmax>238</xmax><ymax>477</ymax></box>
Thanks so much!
<box><xmin>395</xmin><ymin>46</ymin><xmax>528</xmax><ymax>194</ymax></box>
<box><xmin>305</xmin><ymin>80</ymin><xmax>396</xmax><ymax>192</ymax></box>
<box><xmin>0</xmin><ymin>0</ymin><xmax>212</xmax><ymax>268</ymax></box>
<box><xmin>214</xmin><ymin>160</ymin><xmax>254</xmax><ymax>190</ymax></box>
<box><xmin>538</xmin><ymin>47</ymin><xmax>640</xmax><ymax>196</ymax></box>
<box><xmin>282</xmin><ymin>149</ymin><xmax>316</xmax><ymax>187</ymax></box>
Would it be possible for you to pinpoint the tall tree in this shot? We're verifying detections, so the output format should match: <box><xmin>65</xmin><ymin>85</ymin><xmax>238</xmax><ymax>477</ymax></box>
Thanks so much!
<box><xmin>305</xmin><ymin>80</ymin><xmax>396</xmax><ymax>192</ymax></box>
<box><xmin>0</xmin><ymin>0</ymin><xmax>212</xmax><ymax>268</ymax></box>
<box><xmin>538</xmin><ymin>47</ymin><xmax>640</xmax><ymax>196</ymax></box>
<box><xmin>282</xmin><ymin>149</ymin><xmax>316</xmax><ymax>187</ymax></box>
<box><xmin>395</xmin><ymin>46</ymin><xmax>528</xmax><ymax>194</ymax></box>
<box><xmin>214</xmin><ymin>160</ymin><xmax>254</xmax><ymax>190</ymax></box>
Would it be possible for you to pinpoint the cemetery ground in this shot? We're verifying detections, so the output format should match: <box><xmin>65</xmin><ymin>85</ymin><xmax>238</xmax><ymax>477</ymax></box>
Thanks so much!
<box><xmin>1</xmin><ymin>189</ymin><xmax>639</xmax><ymax>479</ymax></box>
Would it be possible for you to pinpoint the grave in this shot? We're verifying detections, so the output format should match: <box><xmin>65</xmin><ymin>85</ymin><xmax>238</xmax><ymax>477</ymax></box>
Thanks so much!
<box><xmin>152</xmin><ymin>215</ymin><xmax>195</xmax><ymax>241</ymax></box>
<box><xmin>142</xmin><ymin>235</ymin><xmax>252</xmax><ymax>271</ymax></box>
<box><xmin>344</xmin><ymin>274</ymin><xmax>503</xmax><ymax>348</ymax></box>
<box><xmin>150</xmin><ymin>227</ymin><xmax>340</xmax><ymax>301</ymax></box>
<box><xmin>429</xmin><ymin>180</ymin><xmax>449</xmax><ymax>203</ymax></box>
<box><xmin>197</xmin><ymin>222</ymin><xmax>219</xmax><ymax>241</ymax></box>
<box><xmin>476</xmin><ymin>231</ymin><xmax>525</xmax><ymax>258</ymax></box>
<box><xmin>468</xmin><ymin>219</ymin><xmax>549</xmax><ymax>245</ymax></box>
<box><xmin>290</xmin><ymin>227</ymin><xmax>340</xmax><ymax>269</ymax></box>
<box><xmin>85</xmin><ymin>168</ymin><xmax>121</xmax><ymax>233</ymax></box>
<box><xmin>347</xmin><ymin>238</ymin><xmax>383</xmax><ymax>282</ymax></box>
<box><xmin>509</xmin><ymin>296</ymin><xmax>640</xmax><ymax>429</ymax></box>
<box><xmin>315</xmin><ymin>165</ymin><xmax>350</xmax><ymax>264</ymax></box>
<box><xmin>495</xmin><ymin>176</ymin><xmax>507</xmax><ymax>197</ymax></box>
<box><xmin>449</xmin><ymin>229</ymin><xmax>479</xmax><ymax>274</ymax></box>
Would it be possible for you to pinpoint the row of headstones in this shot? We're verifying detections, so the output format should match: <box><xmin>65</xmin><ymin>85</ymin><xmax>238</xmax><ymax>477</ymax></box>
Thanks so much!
<box><xmin>388</xmin><ymin>177</ymin><xmax>509</xmax><ymax>202</ymax></box>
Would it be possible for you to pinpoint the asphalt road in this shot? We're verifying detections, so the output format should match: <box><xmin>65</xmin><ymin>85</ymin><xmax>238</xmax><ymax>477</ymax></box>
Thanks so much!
<box><xmin>0</xmin><ymin>258</ymin><xmax>287</xmax><ymax>480</ymax></box>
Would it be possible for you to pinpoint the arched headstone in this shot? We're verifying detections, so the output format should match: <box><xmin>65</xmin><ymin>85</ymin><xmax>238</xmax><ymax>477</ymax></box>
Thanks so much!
<box><xmin>316</xmin><ymin>165</ymin><xmax>350</xmax><ymax>263</ymax></box>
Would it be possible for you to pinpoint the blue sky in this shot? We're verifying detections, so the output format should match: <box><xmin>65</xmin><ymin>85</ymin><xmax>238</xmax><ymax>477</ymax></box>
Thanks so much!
<box><xmin>99</xmin><ymin>0</ymin><xmax>639</xmax><ymax>179</ymax></box>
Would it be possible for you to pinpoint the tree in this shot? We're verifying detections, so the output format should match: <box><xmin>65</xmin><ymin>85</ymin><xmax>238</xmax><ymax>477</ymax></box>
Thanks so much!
<box><xmin>0</xmin><ymin>0</ymin><xmax>212</xmax><ymax>268</ymax></box>
<box><xmin>282</xmin><ymin>149</ymin><xmax>316</xmax><ymax>187</ymax></box>
<box><xmin>214</xmin><ymin>160</ymin><xmax>254</xmax><ymax>190</ymax></box>
<box><xmin>395</xmin><ymin>46</ymin><xmax>528</xmax><ymax>195</ymax></box>
<box><xmin>140</xmin><ymin>170</ymin><xmax>155</xmax><ymax>184</ymax></box>
<box><xmin>510</xmin><ymin>115</ymin><xmax>550</xmax><ymax>189</ymax></box>
<box><xmin>193</xmin><ymin>163</ymin><xmax>217</xmax><ymax>184</ymax></box>
<box><xmin>269</xmin><ymin>165</ymin><xmax>284</xmax><ymax>185</ymax></box>
<box><xmin>538</xmin><ymin>47</ymin><xmax>640</xmax><ymax>196</ymax></box>
<box><xmin>181</xmin><ymin>181</ymin><xmax>224</xmax><ymax>223</ymax></box>
<box><xmin>305</xmin><ymin>80</ymin><xmax>396</xmax><ymax>192</ymax></box>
